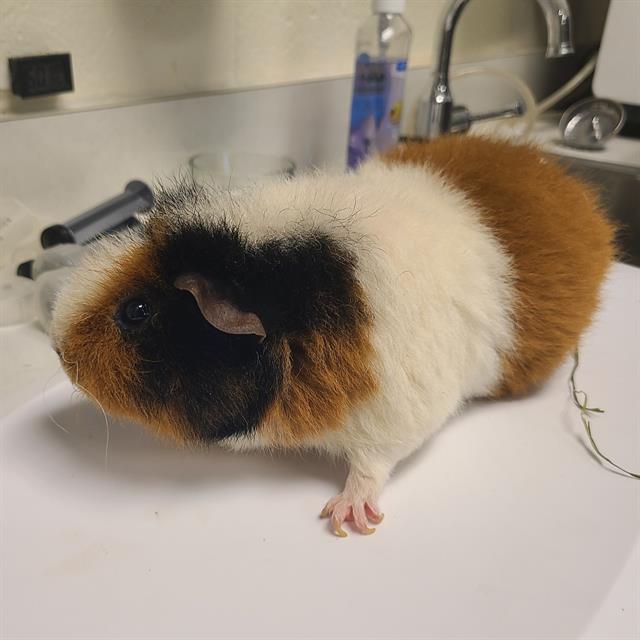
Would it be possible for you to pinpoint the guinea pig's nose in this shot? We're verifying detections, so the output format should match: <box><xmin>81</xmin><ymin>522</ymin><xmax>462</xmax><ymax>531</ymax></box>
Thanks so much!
<box><xmin>51</xmin><ymin>342</ymin><xmax>62</xmax><ymax>358</ymax></box>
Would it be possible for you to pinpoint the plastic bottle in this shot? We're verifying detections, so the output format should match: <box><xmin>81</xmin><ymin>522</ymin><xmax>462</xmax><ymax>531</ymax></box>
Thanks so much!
<box><xmin>347</xmin><ymin>0</ymin><xmax>412</xmax><ymax>169</ymax></box>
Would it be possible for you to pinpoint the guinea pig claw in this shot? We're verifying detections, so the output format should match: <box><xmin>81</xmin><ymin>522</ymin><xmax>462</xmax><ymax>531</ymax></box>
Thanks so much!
<box><xmin>355</xmin><ymin>523</ymin><xmax>376</xmax><ymax>535</ymax></box>
<box><xmin>352</xmin><ymin>503</ymin><xmax>376</xmax><ymax>535</ymax></box>
<box><xmin>365</xmin><ymin>503</ymin><xmax>384</xmax><ymax>524</ymax></box>
<box><xmin>321</xmin><ymin>494</ymin><xmax>382</xmax><ymax>537</ymax></box>
<box><xmin>320</xmin><ymin>494</ymin><xmax>343</xmax><ymax>519</ymax></box>
<box><xmin>331</xmin><ymin>519</ymin><xmax>349</xmax><ymax>538</ymax></box>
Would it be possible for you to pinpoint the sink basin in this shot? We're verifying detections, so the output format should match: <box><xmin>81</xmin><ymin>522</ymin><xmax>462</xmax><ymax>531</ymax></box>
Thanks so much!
<box><xmin>549</xmin><ymin>154</ymin><xmax>640</xmax><ymax>266</ymax></box>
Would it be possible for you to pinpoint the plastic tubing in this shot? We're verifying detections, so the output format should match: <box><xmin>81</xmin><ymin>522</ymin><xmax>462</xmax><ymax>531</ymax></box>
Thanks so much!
<box><xmin>451</xmin><ymin>65</ymin><xmax>538</xmax><ymax>137</ymax></box>
<box><xmin>448</xmin><ymin>53</ymin><xmax>599</xmax><ymax>140</ymax></box>
<box><xmin>535</xmin><ymin>53</ymin><xmax>598</xmax><ymax>115</ymax></box>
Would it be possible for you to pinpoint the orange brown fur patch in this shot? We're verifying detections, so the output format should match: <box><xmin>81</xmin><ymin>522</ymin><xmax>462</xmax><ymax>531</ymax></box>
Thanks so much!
<box><xmin>260</xmin><ymin>286</ymin><xmax>378</xmax><ymax>447</ymax></box>
<box><xmin>58</xmin><ymin>241</ymin><xmax>190</xmax><ymax>443</ymax></box>
<box><xmin>385</xmin><ymin>136</ymin><xmax>615</xmax><ymax>396</ymax></box>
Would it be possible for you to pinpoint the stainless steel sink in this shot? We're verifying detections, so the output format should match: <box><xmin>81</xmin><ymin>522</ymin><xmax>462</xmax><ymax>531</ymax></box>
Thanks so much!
<box><xmin>549</xmin><ymin>153</ymin><xmax>640</xmax><ymax>266</ymax></box>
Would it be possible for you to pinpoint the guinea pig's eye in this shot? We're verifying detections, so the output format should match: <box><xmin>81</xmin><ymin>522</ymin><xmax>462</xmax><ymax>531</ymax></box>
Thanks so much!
<box><xmin>117</xmin><ymin>298</ymin><xmax>151</xmax><ymax>330</ymax></box>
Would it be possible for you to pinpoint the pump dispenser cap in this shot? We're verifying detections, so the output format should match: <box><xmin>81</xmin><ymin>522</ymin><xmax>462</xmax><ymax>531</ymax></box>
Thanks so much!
<box><xmin>374</xmin><ymin>0</ymin><xmax>406</xmax><ymax>13</ymax></box>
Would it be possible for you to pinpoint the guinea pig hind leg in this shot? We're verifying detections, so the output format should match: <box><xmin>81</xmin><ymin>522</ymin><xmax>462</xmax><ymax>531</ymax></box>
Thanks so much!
<box><xmin>320</xmin><ymin>451</ymin><xmax>394</xmax><ymax>537</ymax></box>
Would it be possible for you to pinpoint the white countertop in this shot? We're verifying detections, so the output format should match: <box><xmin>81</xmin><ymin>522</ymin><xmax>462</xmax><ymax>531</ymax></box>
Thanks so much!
<box><xmin>1</xmin><ymin>261</ymin><xmax>638</xmax><ymax>640</ymax></box>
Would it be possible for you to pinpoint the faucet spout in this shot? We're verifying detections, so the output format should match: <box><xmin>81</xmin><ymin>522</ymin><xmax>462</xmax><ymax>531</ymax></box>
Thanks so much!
<box><xmin>419</xmin><ymin>0</ymin><xmax>575</xmax><ymax>139</ymax></box>
<box><xmin>536</xmin><ymin>0</ymin><xmax>574</xmax><ymax>57</ymax></box>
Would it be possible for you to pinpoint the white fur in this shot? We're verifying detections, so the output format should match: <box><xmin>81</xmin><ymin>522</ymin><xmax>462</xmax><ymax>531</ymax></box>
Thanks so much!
<box><xmin>223</xmin><ymin>161</ymin><xmax>515</xmax><ymax>486</ymax></box>
<box><xmin>52</xmin><ymin>160</ymin><xmax>516</xmax><ymax>495</ymax></box>
<box><xmin>50</xmin><ymin>228</ymin><xmax>145</xmax><ymax>347</ymax></box>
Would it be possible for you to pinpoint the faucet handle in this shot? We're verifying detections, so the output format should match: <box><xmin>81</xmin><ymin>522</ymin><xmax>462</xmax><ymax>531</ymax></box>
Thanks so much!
<box><xmin>450</xmin><ymin>102</ymin><xmax>525</xmax><ymax>134</ymax></box>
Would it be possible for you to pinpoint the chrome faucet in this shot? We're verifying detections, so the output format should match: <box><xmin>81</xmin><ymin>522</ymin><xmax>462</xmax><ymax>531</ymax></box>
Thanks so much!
<box><xmin>418</xmin><ymin>0</ymin><xmax>574</xmax><ymax>139</ymax></box>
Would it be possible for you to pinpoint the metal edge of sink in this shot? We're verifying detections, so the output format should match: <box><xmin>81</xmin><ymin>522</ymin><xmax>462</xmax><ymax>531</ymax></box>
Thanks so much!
<box><xmin>548</xmin><ymin>152</ymin><xmax>640</xmax><ymax>267</ymax></box>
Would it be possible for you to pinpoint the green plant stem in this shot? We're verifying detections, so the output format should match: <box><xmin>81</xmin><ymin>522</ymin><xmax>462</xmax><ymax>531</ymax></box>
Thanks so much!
<box><xmin>569</xmin><ymin>350</ymin><xmax>639</xmax><ymax>479</ymax></box>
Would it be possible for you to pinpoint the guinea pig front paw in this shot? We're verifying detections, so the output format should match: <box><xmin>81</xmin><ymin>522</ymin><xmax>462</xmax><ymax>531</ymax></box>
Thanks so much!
<box><xmin>320</xmin><ymin>493</ymin><xmax>384</xmax><ymax>538</ymax></box>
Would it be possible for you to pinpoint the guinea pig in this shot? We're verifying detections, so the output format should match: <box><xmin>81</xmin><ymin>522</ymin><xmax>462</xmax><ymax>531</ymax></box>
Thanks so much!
<box><xmin>50</xmin><ymin>135</ymin><xmax>615</xmax><ymax>537</ymax></box>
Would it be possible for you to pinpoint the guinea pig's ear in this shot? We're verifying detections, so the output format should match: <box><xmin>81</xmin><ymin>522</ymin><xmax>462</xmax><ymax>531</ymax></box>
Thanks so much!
<box><xmin>174</xmin><ymin>273</ymin><xmax>266</xmax><ymax>341</ymax></box>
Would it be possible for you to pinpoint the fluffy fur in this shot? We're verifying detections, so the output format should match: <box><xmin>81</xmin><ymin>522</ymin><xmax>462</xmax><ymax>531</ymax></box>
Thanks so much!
<box><xmin>385</xmin><ymin>137</ymin><xmax>616</xmax><ymax>395</ymax></box>
<box><xmin>51</xmin><ymin>136</ymin><xmax>614</xmax><ymax>536</ymax></box>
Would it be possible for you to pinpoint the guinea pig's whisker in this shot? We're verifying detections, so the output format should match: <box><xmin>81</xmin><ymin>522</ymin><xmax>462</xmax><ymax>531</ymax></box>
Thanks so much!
<box><xmin>42</xmin><ymin>363</ymin><xmax>71</xmax><ymax>435</ymax></box>
<box><xmin>41</xmin><ymin>363</ymin><xmax>62</xmax><ymax>397</ymax></box>
<box><xmin>48</xmin><ymin>412</ymin><xmax>71</xmax><ymax>435</ymax></box>
<box><xmin>59</xmin><ymin>351</ymin><xmax>111</xmax><ymax>468</ymax></box>
<box><xmin>71</xmin><ymin>389</ymin><xmax>84</xmax><ymax>427</ymax></box>
<box><xmin>59</xmin><ymin>350</ymin><xmax>80</xmax><ymax>386</ymax></box>
<box><xmin>74</xmin><ymin>380</ymin><xmax>111</xmax><ymax>470</ymax></box>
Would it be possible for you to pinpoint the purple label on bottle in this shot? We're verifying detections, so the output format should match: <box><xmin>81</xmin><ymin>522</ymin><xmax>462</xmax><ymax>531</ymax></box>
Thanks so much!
<box><xmin>347</xmin><ymin>56</ymin><xmax>407</xmax><ymax>169</ymax></box>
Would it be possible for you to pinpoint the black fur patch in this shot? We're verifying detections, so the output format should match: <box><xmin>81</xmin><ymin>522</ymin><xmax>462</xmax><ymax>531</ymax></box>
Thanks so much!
<box><xmin>118</xmin><ymin>184</ymin><xmax>363</xmax><ymax>444</ymax></box>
